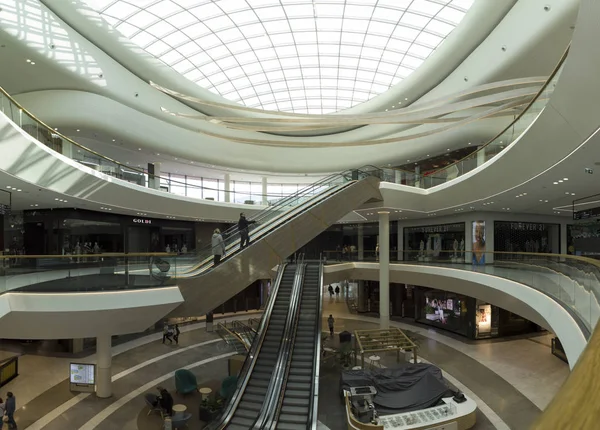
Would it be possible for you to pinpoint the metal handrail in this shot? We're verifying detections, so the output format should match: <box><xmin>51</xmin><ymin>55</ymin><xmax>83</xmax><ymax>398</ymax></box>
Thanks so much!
<box><xmin>255</xmin><ymin>256</ymin><xmax>306</xmax><ymax>428</ymax></box>
<box><xmin>309</xmin><ymin>258</ymin><xmax>325</xmax><ymax>429</ymax></box>
<box><xmin>207</xmin><ymin>263</ymin><xmax>287</xmax><ymax>430</ymax></box>
<box><xmin>216</xmin><ymin>322</ymin><xmax>250</xmax><ymax>352</ymax></box>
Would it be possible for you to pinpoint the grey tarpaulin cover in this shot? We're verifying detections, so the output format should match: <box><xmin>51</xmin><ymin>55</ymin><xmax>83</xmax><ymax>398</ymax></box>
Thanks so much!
<box><xmin>341</xmin><ymin>364</ymin><xmax>453</xmax><ymax>415</ymax></box>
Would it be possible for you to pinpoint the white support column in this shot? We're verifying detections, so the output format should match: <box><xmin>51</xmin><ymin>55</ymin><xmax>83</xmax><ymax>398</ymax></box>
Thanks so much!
<box><xmin>224</xmin><ymin>174</ymin><xmax>231</xmax><ymax>203</ymax></box>
<box><xmin>148</xmin><ymin>162</ymin><xmax>161</xmax><ymax>190</ymax></box>
<box><xmin>397</xmin><ymin>224</ymin><xmax>404</xmax><ymax>261</ymax></box>
<box><xmin>378</xmin><ymin>211</ymin><xmax>390</xmax><ymax>329</ymax></box>
<box><xmin>414</xmin><ymin>166</ymin><xmax>421</xmax><ymax>188</ymax></box>
<box><xmin>262</xmin><ymin>177</ymin><xmax>268</xmax><ymax>205</ymax></box>
<box><xmin>394</xmin><ymin>169</ymin><xmax>402</xmax><ymax>184</ymax></box>
<box><xmin>96</xmin><ymin>335</ymin><xmax>112</xmax><ymax>398</ymax></box>
<box><xmin>358</xmin><ymin>224</ymin><xmax>364</xmax><ymax>261</ymax></box>
<box><xmin>477</xmin><ymin>146</ymin><xmax>486</xmax><ymax>166</ymax></box>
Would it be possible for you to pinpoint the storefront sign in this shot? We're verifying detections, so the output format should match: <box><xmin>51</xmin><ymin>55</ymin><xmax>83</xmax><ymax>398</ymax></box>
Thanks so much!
<box><xmin>133</xmin><ymin>218</ymin><xmax>152</xmax><ymax>224</ymax></box>
<box><xmin>405</xmin><ymin>223</ymin><xmax>464</xmax><ymax>234</ymax></box>
<box><xmin>507</xmin><ymin>222</ymin><xmax>547</xmax><ymax>231</ymax></box>
<box><xmin>574</xmin><ymin>206</ymin><xmax>600</xmax><ymax>220</ymax></box>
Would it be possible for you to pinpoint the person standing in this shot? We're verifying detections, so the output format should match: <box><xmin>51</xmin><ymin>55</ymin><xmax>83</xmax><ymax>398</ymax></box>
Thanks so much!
<box><xmin>162</xmin><ymin>324</ymin><xmax>173</xmax><ymax>344</ymax></box>
<box><xmin>4</xmin><ymin>392</ymin><xmax>16</xmax><ymax>429</ymax></box>
<box><xmin>238</xmin><ymin>213</ymin><xmax>256</xmax><ymax>250</ymax></box>
<box><xmin>212</xmin><ymin>229</ymin><xmax>226</xmax><ymax>266</ymax></box>
<box><xmin>173</xmin><ymin>324</ymin><xmax>181</xmax><ymax>345</ymax></box>
<box><xmin>327</xmin><ymin>315</ymin><xmax>335</xmax><ymax>337</ymax></box>
<box><xmin>335</xmin><ymin>285</ymin><xmax>340</xmax><ymax>297</ymax></box>
<box><xmin>328</xmin><ymin>285</ymin><xmax>334</xmax><ymax>298</ymax></box>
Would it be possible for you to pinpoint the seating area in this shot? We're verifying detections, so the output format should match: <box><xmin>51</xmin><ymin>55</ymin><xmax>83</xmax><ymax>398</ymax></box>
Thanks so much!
<box><xmin>138</xmin><ymin>372</ymin><xmax>234</xmax><ymax>429</ymax></box>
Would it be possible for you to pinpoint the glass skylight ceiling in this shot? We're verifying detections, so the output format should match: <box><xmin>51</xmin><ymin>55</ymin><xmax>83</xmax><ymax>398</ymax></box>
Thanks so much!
<box><xmin>86</xmin><ymin>0</ymin><xmax>474</xmax><ymax>114</ymax></box>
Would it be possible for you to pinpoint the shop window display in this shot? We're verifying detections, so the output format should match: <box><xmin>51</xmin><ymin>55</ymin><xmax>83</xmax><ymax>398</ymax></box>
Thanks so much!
<box><xmin>568</xmin><ymin>222</ymin><xmax>600</xmax><ymax>258</ymax></box>
<box><xmin>494</xmin><ymin>221</ymin><xmax>559</xmax><ymax>255</ymax></box>
<box><xmin>404</xmin><ymin>223</ymin><xmax>465</xmax><ymax>262</ymax></box>
<box><xmin>416</xmin><ymin>288</ymin><xmax>469</xmax><ymax>336</ymax></box>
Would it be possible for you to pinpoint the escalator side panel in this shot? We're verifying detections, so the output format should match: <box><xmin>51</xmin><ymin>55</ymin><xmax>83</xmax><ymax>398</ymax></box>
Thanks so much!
<box><xmin>172</xmin><ymin>176</ymin><xmax>381</xmax><ymax>317</ymax></box>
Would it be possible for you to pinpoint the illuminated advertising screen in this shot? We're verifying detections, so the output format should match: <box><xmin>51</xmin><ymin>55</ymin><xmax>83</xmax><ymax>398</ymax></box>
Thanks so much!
<box><xmin>70</xmin><ymin>363</ymin><xmax>95</xmax><ymax>385</ymax></box>
<box><xmin>472</xmin><ymin>221</ymin><xmax>486</xmax><ymax>265</ymax></box>
<box><xmin>477</xmin><ymin>304</ymin><xmax>492</xmax><ymax>334</ymax></box>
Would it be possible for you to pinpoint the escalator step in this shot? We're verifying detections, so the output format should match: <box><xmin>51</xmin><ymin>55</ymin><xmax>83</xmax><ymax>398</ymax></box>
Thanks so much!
<box><xmin>289</xmin><ymin>368</ymin><xmax>311</xmax><ymax>376</ymax></box>
<box><xmin>244</xmin><ymin>393</ymin><xmax>266</xmax><ymax>402</ymax></box>
<box><xmin>286</xmin><ymin>381</ymin><xmax>311</xmax><ymax>391</ymax></box>
<box><xmin>288</xmin><ymin>374</ymin><xmax>311</xmax><ymax>383</ymax></box>
<box><xmin>229</xmin><ymin>417</ymin><xmax>256</xmax><ymax>429</ymax></box>
<box><xmin>278</xmin><ymin>413</ymin><xmax>308</xmax><ymax>424</ymax></box>
<box><xmin>281</xmin><ymin>405</ymin><xmax>310</xmax><ymax>415</ymax></box>
<box><xmin>291</xmin><ymin>361</ymin><xmax>312</xmax><ymax>369</ymax></box>
<box><xmin>276</xmin><ymin>422</ymin><xmax>307</xmax><ymax>430</ymax></box>
<box><xmin>293</xmin><ymin>354</ymin><xmax>314</xmax><ymax>362</ymax></box>
<box><xmin>283</xmin><ymin>396</ymin><xmax>310</xmax><ymax>406</ymax></box>
<box><xmin>248</xmin><ymin>379</ymin><xmax>270</xmax><ymax>388</ymax></box>
<box><xmin>245</xmin><ymin>386</ymin><xmax>267</xmax><ymax>396</ymax></box>
<box><xmin>235</xmin><ymin>408</ymin><xmax>259</xmax><ymax>420</ymax></box>
<box><xmin>285</xmin><ymin>389</ymin><xmax>309</xmax><ymax>398</ymax></box>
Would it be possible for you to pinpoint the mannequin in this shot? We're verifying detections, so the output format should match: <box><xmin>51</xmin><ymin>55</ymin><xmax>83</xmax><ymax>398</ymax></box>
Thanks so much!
<box><xmin>453</xmin><ymin>239</ymin><xmax>458</xmax><ymax>258</ymax></box>
<box><xmin>419</xmin><ymin>240</ymin><xmax>425</xmax><ymax>257</ymax></box>
<box><xmin>74</xmin><ymin>242</ymin><xmax>81</xmax><ymax>263</ymax></box>
<box><xmin>166</xmin><ymin>244</ymin><xmax>171</xmax><ymax>253</ymax></box>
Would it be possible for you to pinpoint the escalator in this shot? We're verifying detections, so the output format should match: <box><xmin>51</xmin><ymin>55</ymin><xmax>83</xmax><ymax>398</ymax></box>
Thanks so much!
<box><xmin>171</xmin><ymin>168</ymin><xmax>382</xmax><ymax>318</ymax></box>
<box><xmin>224</xmin><ymin>264</ymin><xmax>299</xmax><ymax>429</ymax></box>
<box><xmin>273</xmin><ymin>263</ymin><xmax>322</xmax><ymax>429</ymax></box>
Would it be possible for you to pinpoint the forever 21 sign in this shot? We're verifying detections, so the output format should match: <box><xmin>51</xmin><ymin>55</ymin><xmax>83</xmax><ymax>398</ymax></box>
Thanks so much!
<box><xmin>133</xmin><ymin>218</ymin><xmax>152</xmax><ymax>224</ymax></box>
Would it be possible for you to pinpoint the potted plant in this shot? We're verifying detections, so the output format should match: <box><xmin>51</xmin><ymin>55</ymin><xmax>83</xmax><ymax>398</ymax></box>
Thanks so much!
<box><xmin>199</xmin><ymin>397</ymin><xmax>224</xmax><ymax>422</ymax></box>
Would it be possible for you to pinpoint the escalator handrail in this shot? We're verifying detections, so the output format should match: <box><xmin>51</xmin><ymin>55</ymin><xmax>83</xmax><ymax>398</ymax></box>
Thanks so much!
<box><xmin>309</xmin><ymin>260</ymin><xmax>325</xmax><ymax>429</ymax></box>
<box><xmin>268</xmin><ymin>260</ymin><xmax>323</xmax><ymax>430</ymax></box>
<box><xmin>207</xmin><ymin>263</ymin><xmax>287</xmax><ymax>430</ymax></box>
<box><xmin>216</xmin><ymin>322</ymin><xmax>250</xmax><ymax>351</ymax></box>
<box><xmin>176</xmin><ymin>180</ymin><xmax>353</xmax><ymax>277</ymax></box>
<box><xmin>255</xmin><ymin>257</ymin><xmax>307</xmax><ymax>429</ymax></box>
<box><xmin>181</xmin><ymin>166</ymin><xmax>384</xmax><ymax>276</ymax></box>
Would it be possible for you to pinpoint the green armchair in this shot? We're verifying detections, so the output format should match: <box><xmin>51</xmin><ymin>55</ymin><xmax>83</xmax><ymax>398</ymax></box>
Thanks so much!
<box><xmin>175</xmin><ymin>369</ymin><xmax>198</xmax><ymax>395</ymax></box>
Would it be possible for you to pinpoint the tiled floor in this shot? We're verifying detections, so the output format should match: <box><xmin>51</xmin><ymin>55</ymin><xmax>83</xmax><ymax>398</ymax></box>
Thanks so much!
<box><xmin>0</xmin><ymin>285</ymin><xmax>570</xmax><ymax>430</ymax></box>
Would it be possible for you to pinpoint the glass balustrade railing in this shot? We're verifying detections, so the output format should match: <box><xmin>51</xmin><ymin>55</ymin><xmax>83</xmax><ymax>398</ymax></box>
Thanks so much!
<box><xmin>323</xmin><ymin>249</ymin><xmax>600</xmax><ymax>333</ymax></box>
<box><xmin>0</xmin><ymin>253</ymin><xmax>177</xmax><ymax>294</ymax></box>
<box><xmin>0</xmin><ymin>47</ymin><xmax>567</xmax><ymax>204</ymax></box>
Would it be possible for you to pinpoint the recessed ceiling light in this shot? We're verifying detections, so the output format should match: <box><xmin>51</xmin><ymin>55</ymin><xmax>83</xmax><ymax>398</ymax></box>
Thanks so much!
<box><xmin>553</xmin><ymin>182</ymin><xmax>558</xmax><ymax>185</ymax></box>
<box><xmin>156</xmin><ymin>153</ymin><xmax>160</xmax><ymax>156</ymax></box>
<box><xmin>558</xmin><ymin>180</ymin><xmax>563</xmax><ymax>183</ymax></box>
<box><xmin>138</xmin><ymin>148</ymin><xmax>142</xmax><ymax>151</ymax></box>
<box><xmin>468</xmin><ymin>142</ymin><xmax>472</xmax><ymax>145</ymax></box>
<box><xmin>571</xmin><ymin>193</ymin><xmax>575</xmax><ymax>196</ymax></box>
<box><xmin>17</xmin><ymin>189</ymin><xmax>21</xmax><ymax>192</ymax></box>
<box><xmin>112</xmin><ymin>139</ymin><xmax>116</xmax><ymax>142</ymax></box>
<box><xmin>404</xmin><ymin>97</ymin><xmax>408</xmax><ymax>101</ymax></box>
<box><xmin>565</xmin><ymin>192</ymin><xmax>569</xmax><ymax>195</ymax></box>
<box><xmin>26</xmin><ymin>59</ymin><xmax>31</xmax><ymax>63</ymax></box>
<box><xmin>5</xmin><ymin>186</ymin><xmax>10</xmax><ymax>189</ymax></box>
<box><xmin>30</xmin><ymin>62</ymin><xmax>35</xmax><ymax>65</ymax></box>
<box><xmin>76</xmin><ymin>129</ymin><xmax>80</xmax><ymax>132</ymax></box>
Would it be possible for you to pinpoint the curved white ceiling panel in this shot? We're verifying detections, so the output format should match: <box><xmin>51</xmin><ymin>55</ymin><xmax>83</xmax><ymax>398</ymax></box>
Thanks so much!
<box><xmin>84</xmin><ymin>0</ymin><xmax>473</xmax><ymax>114</ymax></box>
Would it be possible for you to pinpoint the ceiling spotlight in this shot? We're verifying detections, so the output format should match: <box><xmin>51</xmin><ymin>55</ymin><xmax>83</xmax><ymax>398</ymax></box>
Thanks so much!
<box><xmin>138</xmin><ymin>148</ymin><xmax>142</xmax><ymax>151</ymax></box>
<box><xmin>558</xmin><ymin>180</ymin><xmax>563</xmax><ymax>183</ymax></box>
<box><xmin>26</xmin><ymin>59</ymin><xmax>31</xmax><ymax>63</ymax></box>
<box><xmin>565</xmin><ymin>192</ymin><xmax>569</xmax><ymax>195</ymax></box>
<box><xmin>30</xmin><ymin>62</ymin><xmax>35</xmax><ymax>65</ymax></box>
<box><xmin>76</xmin><ymin>129</ymin><xmax>80</xmax><ymax>132</ymax></box>
<box><xmin>563</xmin><ymin>178</ymin><xmax>568</xmax><ymax>181</ymax></box>
<box><xmin>553</xmin><ymin>182</ymin><xmax>558</xmax><ymax>185</ymax></box>
<box><xmin>112</xmin><ymin>139</ymin><xmax>116</xmax><ymax>142</ymax></box>
<box><xmin>404</xmin><ymin>97</ymin><xmax>408</xmax><ymax>101</ymax></box>
<box><xmin>571</xmin><ymin>193</ymin><xmax>575</xmax><ymax>196</ymax></box>
<box><xmin>17</xmin><ymin>189</ymin><xmax>21</xmax><ymax>192</ymax></box>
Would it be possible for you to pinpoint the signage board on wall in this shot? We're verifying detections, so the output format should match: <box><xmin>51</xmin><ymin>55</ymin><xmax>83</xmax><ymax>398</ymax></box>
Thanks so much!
<box><xmin>472</xmin><ymin>221</ymin><xmax>486</xmax><ymax>265</ymax></box>
<box><xmin>573</xmin><ymin>206</ymin><xmax>600</xmax><ymax>220</ymax></box>
<box><xmin>405</xmin><ymin>223</ymin><xmax>464</xmax><ymax>234</ymax></box>
<box><xmin>133</xmin><ymin>218</ymin><xmax>152</xmax><ymax>224</ymax></box>
<box><xmin>477</xmin><ymin>304</ymin><xmax>491</xmax><ymax>334</ymax></box>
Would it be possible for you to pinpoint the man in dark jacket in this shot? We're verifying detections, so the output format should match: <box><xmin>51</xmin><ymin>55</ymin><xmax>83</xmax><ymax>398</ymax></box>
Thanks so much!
<box><xmin>156</xmin><ymin>386</ymin><xmax>173</xmax><ymax>416</ymax></box>
<box><xmin>238</xmin><ymin>213</ymin><xmax>256</xmax><ymax>250</ymax></box>
<box><xmin>5</xmin><ymin>391</ymin><xmax>16</xmax><ymax>429</ymax></box>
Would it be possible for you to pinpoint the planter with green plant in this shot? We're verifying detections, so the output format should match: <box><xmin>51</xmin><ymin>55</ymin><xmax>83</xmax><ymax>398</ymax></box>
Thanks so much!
<box><xmin>199</xmin><ymin>396</ymin><xmax>224</xmax><ymax>423</ymax></box>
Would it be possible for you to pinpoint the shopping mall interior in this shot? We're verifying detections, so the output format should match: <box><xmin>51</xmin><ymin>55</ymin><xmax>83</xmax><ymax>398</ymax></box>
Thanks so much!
<box><xmin>0</xmin><ymin>0</ymin><xmax>598</xmax><ymax>429</ymax></box>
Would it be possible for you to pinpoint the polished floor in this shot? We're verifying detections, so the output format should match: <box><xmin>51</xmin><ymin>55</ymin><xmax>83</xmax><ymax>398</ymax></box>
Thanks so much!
<box><xmin>0</xmin><ymin>286</ymin><xmax>568</xmax><ymax>430</ymax></box>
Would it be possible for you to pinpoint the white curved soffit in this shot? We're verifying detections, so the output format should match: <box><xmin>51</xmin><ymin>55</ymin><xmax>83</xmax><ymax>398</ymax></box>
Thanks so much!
<box><xmin>324</xmin><ymin>263</ymin><xmax>587</xmax><ymax>368</ymax></box>
<box><xmin>82</xmin><ymin>0</ymin><xmax>475</xmax><ymax>115</ymax></box>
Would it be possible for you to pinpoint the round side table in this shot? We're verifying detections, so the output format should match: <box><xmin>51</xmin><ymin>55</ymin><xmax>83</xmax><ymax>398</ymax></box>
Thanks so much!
<box><xmin>172</xmin><ymin>404</ymin><xmax>187</xmax><ymax>419</ymax></box>
<box><xmin>199</xmin><ymin>387</ymin><xmax>213</xmax><ymax>401</ymax></box>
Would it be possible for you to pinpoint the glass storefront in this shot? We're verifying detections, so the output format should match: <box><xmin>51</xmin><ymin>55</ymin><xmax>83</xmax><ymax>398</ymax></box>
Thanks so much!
<box><xmin>494</xmin><ymin>221</ymin><xmax>560</xmax><ymax>254</ymax></box>
<box><xmin>415</xmin><ymin>288</ymin><xmax>471</xmax><ymax>337</ymax></box>
<box><xmin>21</xmin><ymin>209</ymin><xmax>196</xmax><ymax>255</ymax></box>
<box><xmin>567</xmin><ymin>223</ymin><xmax>600</xmax><ymax>258</ymax></box>
<box><xmin>412</xmin><ymin>287</ymin><xmax>540</xmax><ymax>339</ymax></box>
<box><xmin>404</xmin><ymin>223</ymin><xmax>466</xmax><ymax>261</ymax></box>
